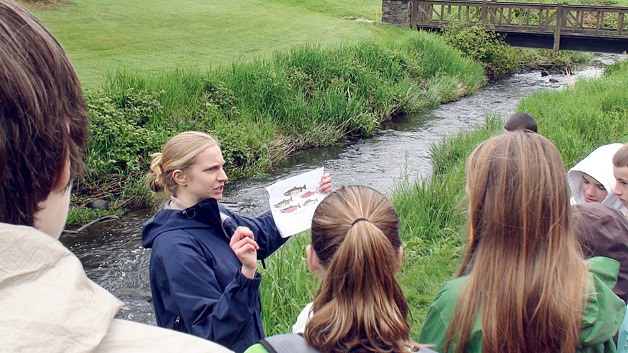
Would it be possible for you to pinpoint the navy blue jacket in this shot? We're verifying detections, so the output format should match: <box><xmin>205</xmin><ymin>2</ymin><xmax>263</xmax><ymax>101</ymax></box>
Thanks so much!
<box><xmin>141</xmin><ymin>198</ymin><xmax>288</xmax><ymax>353</ymax></box>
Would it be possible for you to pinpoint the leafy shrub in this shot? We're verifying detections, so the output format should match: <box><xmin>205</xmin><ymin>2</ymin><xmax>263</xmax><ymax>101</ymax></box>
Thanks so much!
<box><xmin>85</xmin><ymin>89</ymin><xmax>165</xmax><ymax>177</ymax></box>
<box><xmin>440</xmin><ymin>20</ymin><xmax>523</xmax><ymax>79</ymax></box>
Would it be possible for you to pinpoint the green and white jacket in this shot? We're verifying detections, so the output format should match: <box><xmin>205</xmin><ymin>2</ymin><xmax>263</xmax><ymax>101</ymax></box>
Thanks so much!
<box><xmin>419</xmin><ymin>256</ymin><xmax>626</xmax><ymax>353</ymax></box>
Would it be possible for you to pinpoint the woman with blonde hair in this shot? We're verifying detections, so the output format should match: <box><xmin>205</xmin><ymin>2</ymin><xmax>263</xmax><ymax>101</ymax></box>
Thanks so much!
<box><xmin>142</xmin><ymin>131</ymin><xmax>332</xmax><ymax>353</ymax></box>
<box><xmin>419</xmin><ymin>131</ymin><xmax>625</xmax><ymax>353</ymax></box>
<box><xmin>245</xmin><ymin>185</ymin><xmax>434</xmax><ymax>353</ymax></box>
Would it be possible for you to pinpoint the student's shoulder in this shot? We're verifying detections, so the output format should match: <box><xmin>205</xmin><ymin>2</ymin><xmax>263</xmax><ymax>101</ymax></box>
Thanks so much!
<box><xmin>151</xmin><ymin>227</ymin><xmax>198</xmax><ymax>246</ymax></box>
<box><xmin>586</xmin><ymin>256</ymin><xmax>620</xmax><ymax>287</ymax></box>
<box><xmin>432</xmin><ymin>277</ymin><xmax>467</xmax><ymax>305</ymax></box>
<box><xmin>244</xmin><ymin>343</ymin><xmax>269</xmax><ymax>353</ymax></box>
<box><xmin>580</xmin><ymin>257</ymin><xmax>626</xmax><ymax>346</ymax></box>
<box><xmin>101</xmin><ymin>319</ymin><xmax>234</xmax><ymax>352</ymax></box>
<box><xmin>254</xmin><ymin>334</ymin><xmax>320</xmax><ymax>353</ymax></box>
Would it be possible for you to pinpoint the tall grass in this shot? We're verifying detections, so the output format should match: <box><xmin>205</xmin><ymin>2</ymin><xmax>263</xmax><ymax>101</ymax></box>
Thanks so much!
<box><xmin>258</xmin><ymin>235</ymin><xmax>317</xmax><ymax>335</ymax></box>
<box><xmin>519</xmin><ymin>59</ymin><xmax>628</xmax><ymax>165</ymax></box>
<box><xmin>257</xmin><ymin>59</ymin><xmax>627</xmax><ymax>339</ymax></box>
<box><xmin>70</xmin><ymin>32</ymin><xmax>485</xmax><ymax>220</ymax></box>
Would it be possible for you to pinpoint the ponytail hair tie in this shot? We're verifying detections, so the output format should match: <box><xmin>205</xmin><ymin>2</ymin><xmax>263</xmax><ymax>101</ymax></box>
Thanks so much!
<box><xmin>351</xmin><ymin>218</ymin><xmax>369</xmax><ymax>226</ymax></box>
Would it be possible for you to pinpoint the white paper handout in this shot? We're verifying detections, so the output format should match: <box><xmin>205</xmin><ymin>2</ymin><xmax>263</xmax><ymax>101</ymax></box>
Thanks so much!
<box><xmin>266</xmin><ymin>167</ymin><xmax>327</xmax><ymax>238</ymax></box>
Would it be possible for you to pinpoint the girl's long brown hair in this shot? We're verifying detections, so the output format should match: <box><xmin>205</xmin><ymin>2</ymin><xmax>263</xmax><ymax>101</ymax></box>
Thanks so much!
<box><xmin>305</xmin><ymin>185</ymin><xmax>415</xmax><ymax>353</ymax></box>
<box><xmin>444</xmin><ymin>131</ymin><xmax>587</xmax><ymax>353</ymax></box>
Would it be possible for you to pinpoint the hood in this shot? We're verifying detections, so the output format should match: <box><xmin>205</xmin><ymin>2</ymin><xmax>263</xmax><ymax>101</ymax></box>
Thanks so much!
<box><xmin>568</xmin><ymin>143</ymin><xmax>626</xmax><ymax>213</ymax></box>
<box><xmin>580</xmin><ymin>257</ymin><xmax>626</xmax><ymax>346</ymax></box>
<box><xmin>573</xmin><ymin>203</ymin><xmax>628</xmax><ymax>301</ymax></box>
<box><xmin>0</xmin><ymin>223</ymin><xmax>122</xmax><ymax>353</ymax></box>
<box><xmin>142</xmin><ymin>198</ymin><xmax>224</xmax><ymax>248</ymax></box>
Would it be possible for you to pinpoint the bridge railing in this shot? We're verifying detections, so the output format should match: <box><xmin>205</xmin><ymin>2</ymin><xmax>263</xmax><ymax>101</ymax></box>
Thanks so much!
<box><xmin>561</xmin><ymin>4</ymin><xmax>625</xmax><ymax>36</ymax></box>
<box><xmin>412</xmin><ymin>0</ymin><xmax>627</xmax><ymax>49</ymax></box>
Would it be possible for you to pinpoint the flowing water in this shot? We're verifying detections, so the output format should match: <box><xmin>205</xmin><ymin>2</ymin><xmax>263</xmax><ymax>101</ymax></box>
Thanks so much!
<box><xmin>60</xmin><ymin>54</ymin><xmax>622</xmax><ymax>325</ymax></box>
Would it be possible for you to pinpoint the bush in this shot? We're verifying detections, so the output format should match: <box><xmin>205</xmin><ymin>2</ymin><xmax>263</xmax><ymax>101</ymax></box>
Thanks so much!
<box><xmin>440</xmin><ymin>20</ymin><xmax>523</xmax><ymax>79</ymax></box>
<box><xmin>85</xmin><ymin>89</ymin><xmax>165</xmax><ymax>177</ymax></box>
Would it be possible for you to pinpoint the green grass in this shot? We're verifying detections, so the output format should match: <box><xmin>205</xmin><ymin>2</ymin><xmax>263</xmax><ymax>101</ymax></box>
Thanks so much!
<box><xmin>519</xmin><ymin>59</ymin><xmax>628</xmax><ymax>165</ymax></box>
<box><xmin>28</xmin><ymin>0</ymin><xmax>388</xmax><ymax>87</ymax></box>
<box><xmin>257</xmin><ymin>59</ymin><xmax>627</xmax><ymax>339</ymax></box>
<box><xmin>258</xmin><ymin>234</ymin><xmax>318</xmax><ymax>334</ymax></box>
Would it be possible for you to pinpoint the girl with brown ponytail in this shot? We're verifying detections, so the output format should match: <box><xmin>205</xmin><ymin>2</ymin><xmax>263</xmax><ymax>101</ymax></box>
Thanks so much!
<box><xmin>419</xmin><ymin>131</ymin><xmax>625</xmax><ymax>353</ymax></box>
<box><xmin>245</xmin><ymin>185</ymin><xmax>434</xmax><ymax>353</ymax></box>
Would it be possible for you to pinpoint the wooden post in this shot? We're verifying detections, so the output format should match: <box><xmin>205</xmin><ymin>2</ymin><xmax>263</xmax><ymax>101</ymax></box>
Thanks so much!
<box><xmin>553</xmin><ymin>3</ymin><xmax>564</xmax><ymax>52</ymax></box>
<box><xmin>416</xmin><ymin>0</ymin><xmax>430</xmax><ymax>23</ymax></box>
<box><xmin>411</xmin><ymin>0</ymin><xmax>419</xmax><ymax>29</ymax></box>
<box><xmin>481</xmin><ymin>0</ymin><xmax>488</xmax><ymax>21</ymax></box>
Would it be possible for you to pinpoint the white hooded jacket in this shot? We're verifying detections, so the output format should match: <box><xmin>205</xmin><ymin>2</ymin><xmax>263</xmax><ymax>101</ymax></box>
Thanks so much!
<box><xmin>568</xmin><ymin>143</ymin><xmax>627</xmax><ymax>214</ymax></box>
<box><xmin>0</xmin><ymin>223</ymin><xmax>233</xmax><ymax>353</ymax></box>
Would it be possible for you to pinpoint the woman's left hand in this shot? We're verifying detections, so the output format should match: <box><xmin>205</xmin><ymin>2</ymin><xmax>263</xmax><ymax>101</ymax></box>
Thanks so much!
<box><xmin>318</xmin><ymin>172</ymin><xmax>333</xmax><ymax>193</ymax></box>
<box><xmin>229</xmin><ymin>226</ymin><xmax>259</xmax><ymax>279</ymax></box>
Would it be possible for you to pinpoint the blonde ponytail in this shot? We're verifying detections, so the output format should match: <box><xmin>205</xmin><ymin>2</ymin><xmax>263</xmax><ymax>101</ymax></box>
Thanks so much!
<box><xmin>148</xmin><ymin>152</ymin><xmax>165</xmax><ymax>192</ymax></box>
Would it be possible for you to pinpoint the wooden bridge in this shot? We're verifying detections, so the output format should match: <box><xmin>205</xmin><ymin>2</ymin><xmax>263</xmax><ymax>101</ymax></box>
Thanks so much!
<box><xmin>382</xmin><ymin>0</ymin><xmax>628</xmax><ymax>53</ymax></box>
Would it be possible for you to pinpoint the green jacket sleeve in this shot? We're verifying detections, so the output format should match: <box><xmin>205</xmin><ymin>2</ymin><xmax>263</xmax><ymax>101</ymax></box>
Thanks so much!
<box><xmin>419</xmin><ymin>278</ymin><xmax>468</xmax><ymax>353</ymax></box>
<box><xmin>579</xmin><ymin>257</ymin><xmax>626</xmax><ymax>353</ymax></box>
<box><xmin>419</xmin><ymin>302</ymin><xmax>448</xmax><ymax>353</ymax></box>
<box><xmin>619</xmin><ymin>305</ymin><xmax>628</xmax><ymax>353</ymax></box>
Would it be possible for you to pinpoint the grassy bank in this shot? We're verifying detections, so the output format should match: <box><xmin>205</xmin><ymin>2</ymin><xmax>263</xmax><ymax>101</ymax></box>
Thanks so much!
<box><xmin>26</xmin><ymin>0</ymin><xmax>389</xmax><ymax>87</ymax></box>
<box><xmin>68</xmin><ymin>32</ymin><xmax>485</xmax><ymax>227</ymax></box>
<box><xmin>258</xmin><ymin>59</ymin><xmax>627</xmax><ymax>338</ymax></box>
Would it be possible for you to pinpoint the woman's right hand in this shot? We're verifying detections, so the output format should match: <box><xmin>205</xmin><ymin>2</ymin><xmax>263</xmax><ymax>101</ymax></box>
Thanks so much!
<box><xmin>229</xmin><ymin>226</ymin><xmax>259</xmax><ymax>279</ymax></box>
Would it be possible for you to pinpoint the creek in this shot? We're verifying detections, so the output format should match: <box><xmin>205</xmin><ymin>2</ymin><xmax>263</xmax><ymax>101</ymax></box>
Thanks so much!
<box><xmin>60</xmin><ymin>53</ymin><xmax>622</xmax><ymax>325</ymax></box>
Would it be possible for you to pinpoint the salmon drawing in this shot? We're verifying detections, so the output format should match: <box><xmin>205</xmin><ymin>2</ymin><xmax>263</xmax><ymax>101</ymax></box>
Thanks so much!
<box><xmin>300</xmin><ymin>190</ymin><xmax>316</xmax><ymax>198</ymax></box>
<box><xmin>280</xmin><ymin>204</ymin><xmax>300</xmax><ymax>213</ymax></box>
<box><xmin>301</xmin><ymin>198</ymin><xmax>318</xmax><ymax>207</ymax></box>
<box><xmin>283</xmin><ymin>184</ymin><xmax>306</xmax><ymax>196</ymax></box>
<box><xmin>273</xmin><ymin>197</ymin><xmax>293</xmax><ymax>209</ymax></box>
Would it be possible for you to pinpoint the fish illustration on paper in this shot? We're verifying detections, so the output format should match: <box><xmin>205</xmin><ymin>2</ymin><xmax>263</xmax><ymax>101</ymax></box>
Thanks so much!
<box><xmin>300</xmin><ymin>190</ymin><xmax>316</xmax><ymax>198</ymax></box>
<box><xmin>283</xmin><ymin>184</ymin><xmax>306</xmax><ymax>196</ymax></box>
<box><xmin>301</xmin><ymin>198</ymin><xmax>318</xmax><ymax>207</ymax></box>
<box><xmin>280</xmin><ymin>205</ymin><xmax>300</xmax><ymax>213</ymax></box>
<box><xmin>273</xmin><ymin>197</ymin><xmax>293</xmax><ymax>209</ymax></box>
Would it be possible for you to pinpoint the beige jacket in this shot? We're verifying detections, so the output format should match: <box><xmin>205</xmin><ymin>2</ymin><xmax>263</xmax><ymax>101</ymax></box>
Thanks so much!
<box><xmin>0</xmin><ymin>223</ymin><xmax>233</xmax><ymax>353</ymax></box>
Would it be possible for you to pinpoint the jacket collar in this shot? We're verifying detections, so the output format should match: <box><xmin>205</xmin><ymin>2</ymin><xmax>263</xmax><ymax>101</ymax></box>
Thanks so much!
<box><xmin>180</xmin><ymin>198</ymin><xmax>223</xmax><ymax>227</ymax></box>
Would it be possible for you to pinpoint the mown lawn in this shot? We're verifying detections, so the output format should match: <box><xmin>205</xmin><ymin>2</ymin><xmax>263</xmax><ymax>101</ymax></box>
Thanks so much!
<box><xmin>26</xmin><ymin>0</ymin><xmax>390</xmax><ymax>87</ymax></box>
